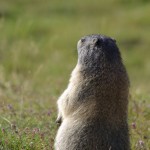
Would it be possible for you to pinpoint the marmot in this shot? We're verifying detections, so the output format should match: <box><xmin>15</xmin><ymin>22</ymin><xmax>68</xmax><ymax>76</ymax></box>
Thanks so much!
<box><xmin>54</xmin><ymin>34</ymin><xmax>130</xmax><ymax>150</ymax></box>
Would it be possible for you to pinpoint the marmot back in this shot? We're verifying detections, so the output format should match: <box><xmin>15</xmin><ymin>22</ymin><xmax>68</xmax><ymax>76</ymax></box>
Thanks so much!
<box><xmin>55</xmin><ymin>34</ymin><xmax>130</xmax><ymax>150</ymax></box>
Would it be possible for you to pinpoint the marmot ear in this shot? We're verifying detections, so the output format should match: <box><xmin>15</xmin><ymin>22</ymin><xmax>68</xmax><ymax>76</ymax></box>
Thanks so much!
<box><xmin>111</xmin><ymin>38</ymin><xmax>116</xmax><ymax>43</ymax></box>
<box><xmin>93</xmin><ymin>38</ymin><xmax>102</xmax><ymax>46</ymax></box>
<box><xmin>92</xmin><ymin>38</ymin><xmax>98</xmax><ymax>44</ymax></box>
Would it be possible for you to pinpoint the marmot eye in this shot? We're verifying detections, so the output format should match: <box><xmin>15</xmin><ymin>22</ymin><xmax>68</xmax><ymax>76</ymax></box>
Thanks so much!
<box><xmin>81</xmin><ymin>38</ymin><xmax>86</xmax><ymax>43</ymax></box>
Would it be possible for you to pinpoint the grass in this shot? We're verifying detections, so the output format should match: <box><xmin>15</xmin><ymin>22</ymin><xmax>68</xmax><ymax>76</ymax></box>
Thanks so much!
<box><xmin>0</xmin><ymin>0</ymin><xmax>150</xmax><ymax>149</ymax></box>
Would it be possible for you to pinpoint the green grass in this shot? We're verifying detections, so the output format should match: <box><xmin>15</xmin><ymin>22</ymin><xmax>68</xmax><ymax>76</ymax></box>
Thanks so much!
<box><xmin>0</xmin><ymin>0</ymin><xmax>150</xmax><ymax>149</ymax></box>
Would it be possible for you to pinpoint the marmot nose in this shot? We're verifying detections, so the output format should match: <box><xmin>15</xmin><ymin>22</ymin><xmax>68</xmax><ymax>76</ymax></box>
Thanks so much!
<box><xmin>77</xmin><ymin>40</ymin><xmax>81</xmax><ymax>47</ymax></box>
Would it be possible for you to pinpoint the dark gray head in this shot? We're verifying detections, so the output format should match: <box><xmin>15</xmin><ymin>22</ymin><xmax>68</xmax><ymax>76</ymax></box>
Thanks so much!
<box><xmin>77</xmin><ymin>34</ymin><xmax>122</xmax><ymax>69</ymax></box>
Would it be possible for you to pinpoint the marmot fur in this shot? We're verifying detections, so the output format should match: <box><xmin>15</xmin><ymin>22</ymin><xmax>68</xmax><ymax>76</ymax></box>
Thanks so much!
<box><xmin>55</xmin><ymin>34</ymin><xmax>130</xmax><ymax>150</ymax></box>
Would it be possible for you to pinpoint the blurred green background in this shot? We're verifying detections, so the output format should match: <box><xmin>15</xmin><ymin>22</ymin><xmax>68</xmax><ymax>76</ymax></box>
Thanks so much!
<box><xmin>0</xmin><ymin>0</ymin><xmax>150</xmax><ymax>149</ymax></box>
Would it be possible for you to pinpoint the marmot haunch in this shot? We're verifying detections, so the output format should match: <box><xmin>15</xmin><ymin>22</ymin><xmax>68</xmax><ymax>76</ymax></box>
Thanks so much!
<box><xmin>55</xmin><ymin>34</ymin><xmax>130</xmax><ymax>150</ymax></box>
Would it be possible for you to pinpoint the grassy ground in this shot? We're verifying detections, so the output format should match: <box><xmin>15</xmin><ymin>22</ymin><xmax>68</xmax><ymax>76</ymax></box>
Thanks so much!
<box><xmin>0</xmin><ymin>0</ymin><xmax>150</xmax><ymax>149</ymax></box>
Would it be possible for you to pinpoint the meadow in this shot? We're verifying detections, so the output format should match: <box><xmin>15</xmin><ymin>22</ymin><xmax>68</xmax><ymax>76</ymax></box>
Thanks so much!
<box><xmin>0</xmin><ymin>0</ymin><xmax>150</xmax><ymax>149</ymax></box>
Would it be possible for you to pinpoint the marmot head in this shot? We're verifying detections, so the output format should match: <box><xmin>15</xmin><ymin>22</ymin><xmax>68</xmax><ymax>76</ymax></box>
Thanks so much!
<box><xmin>77</xmin><ymin>34</ymin><xmax>122</xmax><ymax>69</ymax></box>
